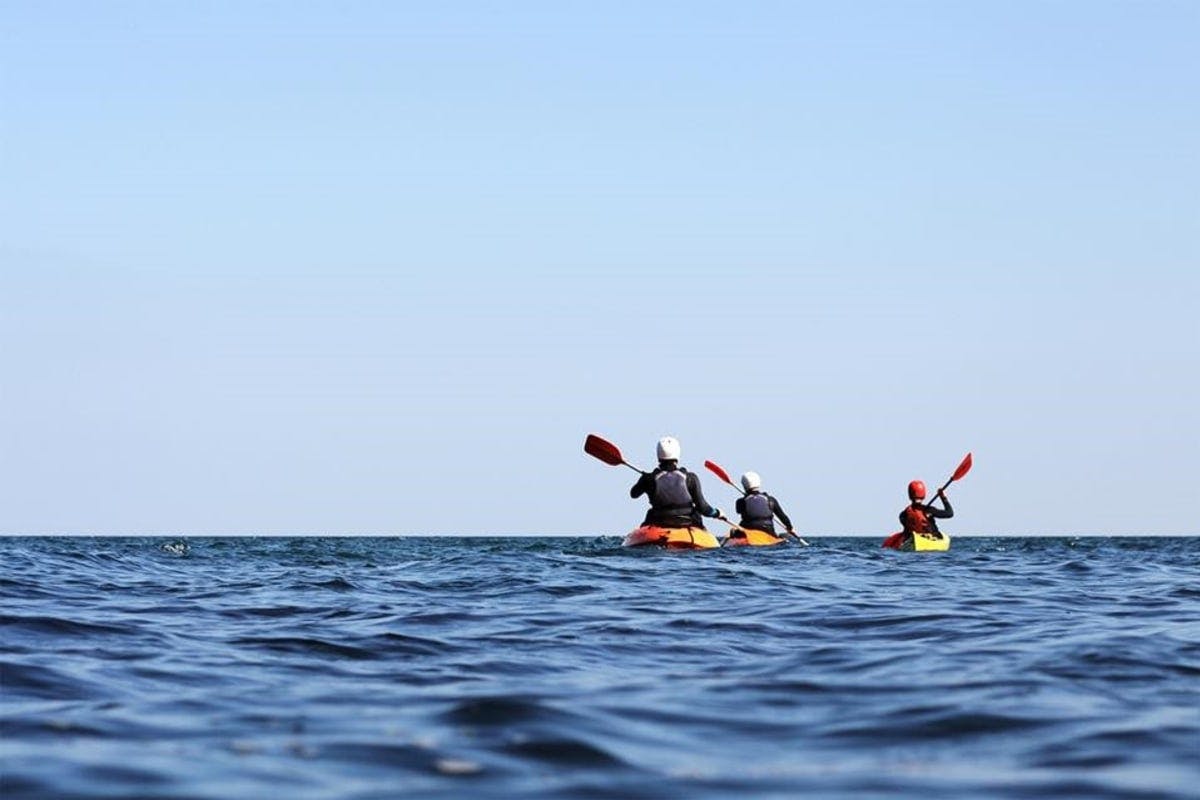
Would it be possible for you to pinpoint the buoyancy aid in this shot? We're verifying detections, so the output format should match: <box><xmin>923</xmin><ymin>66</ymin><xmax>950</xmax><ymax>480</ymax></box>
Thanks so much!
<box><xmin>902</xmin><ymin>503</ymin><xmax>930</xmax><ymax>533</ymax></box>
<box><xmin>740</xmin><ymin>492</ymin><xmax>774</xmax><ymax>530</ymax></box>
<box><xmin>652</xmin><ymin>468</ymin><xmax>694</xmax><ymax>516</ymax></box>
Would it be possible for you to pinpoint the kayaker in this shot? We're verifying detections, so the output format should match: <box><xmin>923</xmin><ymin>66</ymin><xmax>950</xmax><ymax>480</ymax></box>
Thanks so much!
<box><xmin>630</xmin><ymin>437</ymin><xmax>724</xmax><ymax>529</ymax></box>
<box><xmin>899</xmin><ymin>480</ymin><xmax>954</xmax><ymax>540</ymax></box>
<box><xmin>735</xmin><ymin>471</ymin><xmax>797</xmax><ymax>537</ymax></box>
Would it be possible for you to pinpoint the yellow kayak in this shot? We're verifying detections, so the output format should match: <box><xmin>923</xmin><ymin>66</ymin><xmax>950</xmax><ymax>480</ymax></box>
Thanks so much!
<box><xmin>883</xmin><ymin>531</ymin><xmax>951</xmax><ymax>551</ymax></box>
<box><xmin>722</xmin><ymin>527</ymin><xmax>785</xmax><ymax>547</ymax></box>
<box><xmin>911</xmin><ymin>532</ymin><xmax>950</xmax><ymax>551</ymax></box>
<box><xmin>622</xmin><ymin>525</ymin><xmax>720</xmax><ymax>550</ymax></box>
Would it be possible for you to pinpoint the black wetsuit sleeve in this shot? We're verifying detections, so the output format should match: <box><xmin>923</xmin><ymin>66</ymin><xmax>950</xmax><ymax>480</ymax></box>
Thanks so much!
<box><xmin>630</xmin><ymin>473</ymin><xmax>653</xmax><ymax>499</ymax></box>
<box><xmin>687</xmin><ymin>472</ymin><xmax>716</xmax><ymax>517</ymax></box>
<box><xmin>928</xmin><ymin>496</ymin><xmax>954</xmax><ymax>519</ymax></box>
<box><xmin>735</xmin><ymin>497</ymin><xmax>746</xmax><ymax>516</ymax></box>
<box><xmin>770</xmin><ymin>496</ymin><xmax>793</xmax><ymax>531</ymax></box>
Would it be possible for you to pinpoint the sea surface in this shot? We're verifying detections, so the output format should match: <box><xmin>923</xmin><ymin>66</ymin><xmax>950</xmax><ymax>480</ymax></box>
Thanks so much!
<box><xmin>2</xmin><ymin>536</ymin><xmax>1198</xmax><ymax>799</ymax></box>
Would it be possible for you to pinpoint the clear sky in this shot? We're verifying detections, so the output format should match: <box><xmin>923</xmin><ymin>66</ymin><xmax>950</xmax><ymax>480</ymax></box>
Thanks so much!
<box><xmin>2</xmin><ymin>2</ymin><xmax>1197</xmax><ymax>535</ymax></box>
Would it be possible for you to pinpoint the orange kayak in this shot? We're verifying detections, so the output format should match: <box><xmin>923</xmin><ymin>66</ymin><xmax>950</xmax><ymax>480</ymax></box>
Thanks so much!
<box><xmin>622</xmin><ymin>525</ymin><xmax>720</xmax><ymax>550</ymax></box>
<box><xmin>722</xmin><ymin>527</ymin><xmax>785</xmax><ymax>547</ymax></box>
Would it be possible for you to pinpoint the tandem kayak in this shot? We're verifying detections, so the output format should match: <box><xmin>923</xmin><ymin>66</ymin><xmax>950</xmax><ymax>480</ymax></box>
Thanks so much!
<box><xmin>623</xmin><ymin>525</ymin><xmax>720</xmax><ymax>550</ymax></box>
<box><xmin>723</xmin><ymin>527</ymin><xmax>785</xmax><ymax>547</ymax></box>
<box><xmin>882</xmin><ymin>531</ymin><xmax>951</xmax><ymax>551</ymax></box>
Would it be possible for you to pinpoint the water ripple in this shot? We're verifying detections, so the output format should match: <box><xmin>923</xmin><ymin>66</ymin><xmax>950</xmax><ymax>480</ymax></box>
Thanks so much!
<box><xmin>1</xmin><ymin>535</ymin><xmax>1197</xmax><ymax>799</ymax></box>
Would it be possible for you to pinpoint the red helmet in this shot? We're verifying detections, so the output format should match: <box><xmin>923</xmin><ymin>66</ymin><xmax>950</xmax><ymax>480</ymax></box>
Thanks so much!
<box><xmin>907</xmin><ymin>480</ymin><xmax>927</xmax><ymax>501</ymax></box>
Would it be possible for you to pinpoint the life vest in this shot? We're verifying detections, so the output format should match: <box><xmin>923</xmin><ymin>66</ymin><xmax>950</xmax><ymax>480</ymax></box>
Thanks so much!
<box><xmin>740</xmin><ymin>492</ymin><xmax>774</xmax><ymax>530</ymax></box>
<box><xmin>651</xmin><ymin>468</ymin><xmax>694</xmax><ymax>516</ymax></box>
<box><xmin>902</xmin><ymin>504</ymin><xmax>930</xmax><ymax>533</ymax></box>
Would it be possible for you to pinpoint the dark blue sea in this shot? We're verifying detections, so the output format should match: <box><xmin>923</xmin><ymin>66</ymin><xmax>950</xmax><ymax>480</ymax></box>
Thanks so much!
<box><xmin>2</xmin><ymin>536</ymin><xmax>1198</xmax><ymax>799</ymax></box>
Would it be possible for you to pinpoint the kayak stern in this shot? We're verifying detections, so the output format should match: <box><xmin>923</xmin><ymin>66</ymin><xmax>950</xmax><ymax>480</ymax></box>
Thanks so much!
<box><xmin>883</xmin><ymin>531</ymin><xmax>951</xmax><ymax>551</ymax></box>
<box><xmin>623</xmin><ymin>526</ymin><xmax>720</xmax><ymax>550</ymax></box>
<box><xmin>723</xmin><ymin>527</ymin><xmax>786</xmax><ymax>547</ymax></box>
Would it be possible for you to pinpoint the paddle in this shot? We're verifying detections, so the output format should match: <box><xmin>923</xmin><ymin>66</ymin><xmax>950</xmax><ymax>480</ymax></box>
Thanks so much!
<box><xmin>584</xmin><ymin>434</ymin><xmax>646</xmax><ymax>475</ymax></box>
<box><xmin>883</xmin><ymin>452</ymin><xmax>973</xmax><ymax>548</ymax></box>
<box><xmin>704</xmin><ymin>459</ymin><xmax>809</xmax><ymax>545</ymax></box>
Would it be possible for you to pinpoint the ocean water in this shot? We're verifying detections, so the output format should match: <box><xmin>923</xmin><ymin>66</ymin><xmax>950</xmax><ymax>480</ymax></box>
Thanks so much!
<box><xmin>1</xmin><ymin>536</ymin><xmax>1197</xmax><ymax>799</ymax></box>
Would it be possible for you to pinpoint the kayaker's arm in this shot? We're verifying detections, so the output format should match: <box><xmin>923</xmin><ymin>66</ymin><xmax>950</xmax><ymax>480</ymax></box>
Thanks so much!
<box><xmin>929</xmin><ymin>492</ymin><xmax>954</xmax><ymax>519</ymax></box>
<box><xmin>770</xmin><ymin>496</ymin><xmax>794</xmax><ymax>532</ymax></box>
<box><xmin>734</xmin><ymin>496</ymin><xmax>746</xmax><ymax>516</ymax></box>
<box><xmin>630</xmin><ymin>473</ymin><xmax>652</xmax><ymax>499</ymax></box>
<box><xmin>687</xmin><ymin>472</ymin><xmax>721</xmax><ymax>518</ymax></box>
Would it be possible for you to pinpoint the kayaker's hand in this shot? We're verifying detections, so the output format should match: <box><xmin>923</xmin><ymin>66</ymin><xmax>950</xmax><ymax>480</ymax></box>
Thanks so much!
<box><xmin>711</xmin><ymin>508</ymin><xmax>724</xmax><ymax>520</ymax></box>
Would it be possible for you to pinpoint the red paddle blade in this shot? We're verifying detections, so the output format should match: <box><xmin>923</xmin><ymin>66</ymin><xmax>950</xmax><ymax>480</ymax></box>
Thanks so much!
<box><xmin>703</xmin><ymin>460</ymin><xmax>735</xmax><ymax>486</ymax></box>
<box><xmin>584</xmin><ymin>434</ymin><xmax>624</xmax><ymax>467</ymax></box>
<box><xmin>951</xmin><ymin>452</ymin><xmax>973</xmax><ymax>482</ymax></box>
<box><xmin>882</xmin><ymin>532</ymin><xmax>905</xmax><ymax>549</ymax></box>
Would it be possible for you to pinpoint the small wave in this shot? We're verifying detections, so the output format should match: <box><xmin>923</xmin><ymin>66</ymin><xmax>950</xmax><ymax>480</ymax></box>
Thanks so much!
<box><xmin>440</xmin><ymin>696</ymin><xmax>568</xmax><ymax>726</ymax></box>
<box><xmin>503</xmin><ymin>736</ymin><xmax>628</xmax><ymax>768</ymax></box>
<box><xmin>231</xmin><ymin>636</ymin><xmax>376</xmax><ymax>660</ymax></box>
<box><xmin>1029</xmin><ymin>750</ymin><xmax>1126</xmax><ymax>769</ymax></box>
<box><xmin>825</xmin><ymin>708</ymin><xmax>1051</xmax><ymax>742</ymax></box>
<box><xmin>0</xmin><ymin>613</ymin><xmax>137</xmax><ymax>638</ymax></box>
<box><xmin>814</xmin><ymin>611</ymin><xmax>960</xmax><ymax>632</ymax></box>
<box><xmin>366</xmin><ymin>631</ymin><xmax>457</xmax><ymax>657</ymax></box>
<box><xmin>0</xmin><ymin>660</ymin><xmax>97</xmax><ymax>701</ymax></box>
<box><xmin>540</xmin><ymin>583</ymin><xmax>600</xmax><ymax>598</ymax></box>
<box><xmin>309</xmin><ymin>576</ymin><xmax>358</xmax><ymax>591</ymax></box>
<box><xmin>218</xmin><ymin>604</ymin><xmax>309</xmax><ymax>619</ymax></box>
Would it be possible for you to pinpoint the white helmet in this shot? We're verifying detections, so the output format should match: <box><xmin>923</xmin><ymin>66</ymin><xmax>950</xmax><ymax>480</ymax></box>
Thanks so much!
<box><xmin>741</xmin><ymin>471</ymin><xmax>762</xmax><ymax>492</ymax></box>
<box><xmin>656</xmin><ymin>436</ymin><xmax>681</xmax><ymax>461</ymax></box>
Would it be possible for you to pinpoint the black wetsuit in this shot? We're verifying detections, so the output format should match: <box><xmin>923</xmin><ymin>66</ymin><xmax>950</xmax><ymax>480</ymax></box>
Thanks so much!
<box><xmin>899</xmin><ymin>495</ymin><xmax>954</xmax><ymax>535</ymax></box>
<box><xmin>630</xmin><ymin>463</ymin><xmax>718</xmax><ymax>529</ymax></box>
<box><xmin>735</xmin><ymin>491</ymin><xmax>793</xmax><ymax>534</ymax></box>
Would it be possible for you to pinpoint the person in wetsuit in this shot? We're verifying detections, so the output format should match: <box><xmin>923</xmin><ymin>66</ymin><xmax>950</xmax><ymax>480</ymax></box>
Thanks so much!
<box><xmin>735</xmin><ymin>471</ymin><xmax>797</xmax><ymax>537</ymax></box>
<box><xmin>630</xmin><ymin>436</ymin><xmax>724</xmax><ymax>529</ymax></box>
<box><xmin>899</xmin><ymin>479</ymin><xmax>954</xmax><ymax>541</ymax></box>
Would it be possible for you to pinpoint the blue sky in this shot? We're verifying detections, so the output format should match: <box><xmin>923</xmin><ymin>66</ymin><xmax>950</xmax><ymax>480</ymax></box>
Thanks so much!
<box><xmin>2</xmin><ymin>2</ymin><xmax>1196</xmax><ymax>534</ymax></box>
